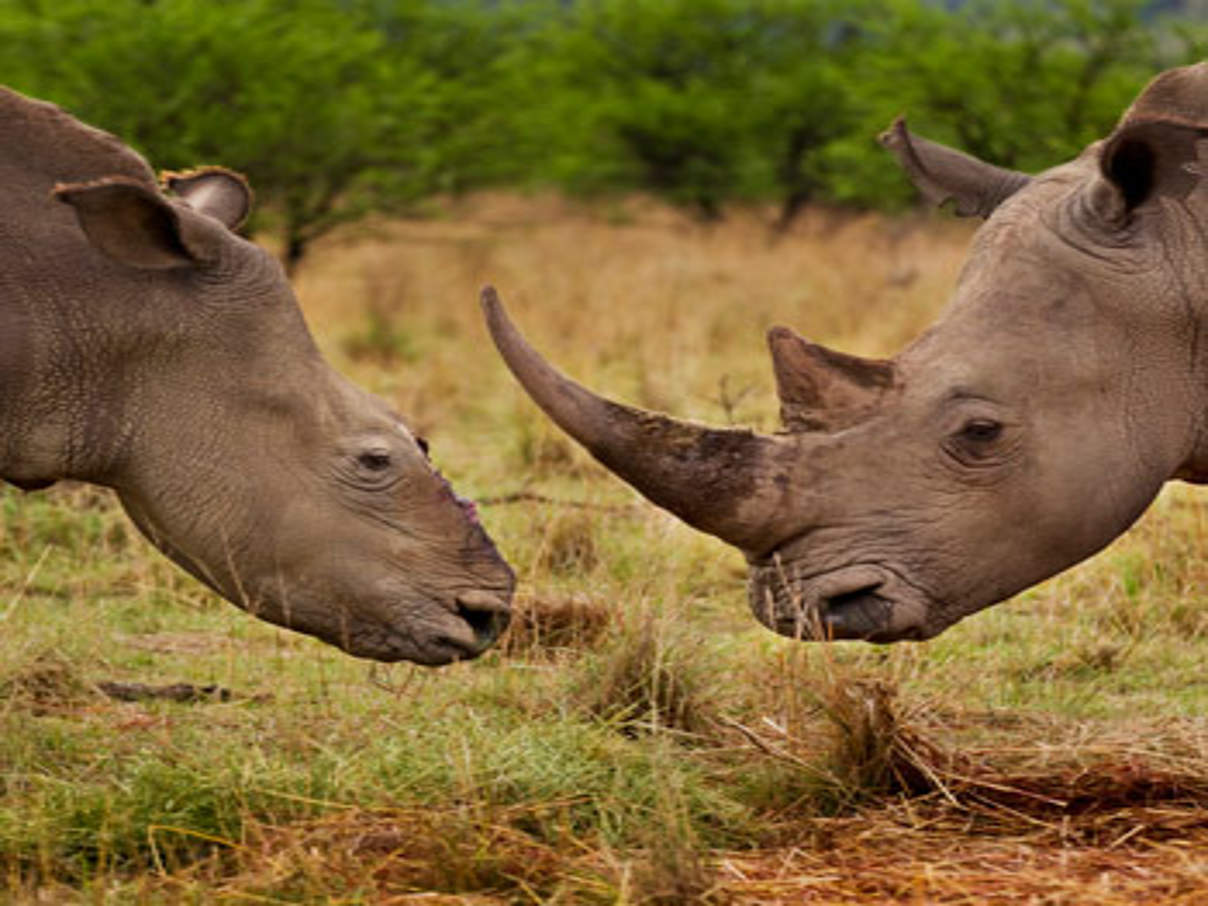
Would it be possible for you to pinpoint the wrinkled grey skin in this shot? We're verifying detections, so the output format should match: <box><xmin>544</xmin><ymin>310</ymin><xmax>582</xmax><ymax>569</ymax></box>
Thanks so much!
<box><xmin>1</xmin><ymin>87</ymin><xmax>513</xmax><ymax>664</ymax></box>
<box><xmin>484</xmin><ymin>64</ymin><xmax>1208</xmax><ymax>644</ymax></box>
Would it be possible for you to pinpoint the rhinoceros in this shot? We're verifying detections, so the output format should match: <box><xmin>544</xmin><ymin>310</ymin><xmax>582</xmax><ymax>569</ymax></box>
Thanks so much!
<box><xmin>1</xmin><ymin>86</ymin><xmax>513</xmax><ymax>664</ymax></box>
<box><xmin>483</xmin><ymin>63</ymin><xmax>1208</xmax><ymax>644</ymax></box>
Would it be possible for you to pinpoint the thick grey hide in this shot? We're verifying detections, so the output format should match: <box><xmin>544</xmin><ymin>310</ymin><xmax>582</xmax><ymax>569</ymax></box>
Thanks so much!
<box><xmin>0</xmin><ymin>87</ymin><xmax>513</xmax><ymax>664</ymax></box>
<box><xmin>484</xmin><ymin>63</ymin><xmax>1208</xmax><ymax>644</ymax></box>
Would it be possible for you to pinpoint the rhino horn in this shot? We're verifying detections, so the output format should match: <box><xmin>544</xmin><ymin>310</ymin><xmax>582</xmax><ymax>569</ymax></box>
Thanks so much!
<box><xmin>482</xmin><ymin>287</ymin><xmax>806</xmax><ymax>553</ymax></box>
<box><xmin>879</xmin><ymin>117</ymin><xmax>1030</xmax><ymax>218</ymax></box>
<box><xmin>767</xmin><ymin>327</ymin><xmax>896</xmax><ymax>432</ymax></box>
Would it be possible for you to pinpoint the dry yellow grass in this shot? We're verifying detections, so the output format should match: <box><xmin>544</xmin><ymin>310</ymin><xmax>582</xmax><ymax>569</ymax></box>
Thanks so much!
<box><xmin>294</xmin><ymin>193</ymin><xmax>972</xmax><ymax>435</ymax></box>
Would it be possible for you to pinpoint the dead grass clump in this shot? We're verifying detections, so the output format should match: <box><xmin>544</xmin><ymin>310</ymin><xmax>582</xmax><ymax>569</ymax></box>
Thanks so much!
<box><xmin>500</xmin><ymin>592</ymin><xmax>612</xmax><ymax>656</ymax></box>
<box><xmin>722</xmin><ymin>648</ymin><xmax>957</xmax><ymax>818</ymax></box>
<box><xmin>724</xmin><ymin>674</ymin><xmax>954</xmax><ymax>820</ymax></box>
<box><xmin>732</xmin><ymin>658</ymin><xmax>1208</xmax><ymax>849</ymax></box>
<box><xmin>815</xmin><ymin>677</ymin><xmax>948</xmax><ymax>802</ymax></box>
<box><xmin>579</xmin><ymin>613</ymin><xmax>717</xmax><ymax>738</ymax></box>
<box><xmin>0</xmin><ymin>649</ymin><xmax>96</xmax><ymax>715</ymax></box>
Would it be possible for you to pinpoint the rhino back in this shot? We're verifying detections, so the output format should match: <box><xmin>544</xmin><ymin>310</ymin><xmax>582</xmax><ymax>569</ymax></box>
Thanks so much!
<box><xmin>0</xmin><ymin>87</ymin><xmax>155</xmax><ymax>190</ymax></box>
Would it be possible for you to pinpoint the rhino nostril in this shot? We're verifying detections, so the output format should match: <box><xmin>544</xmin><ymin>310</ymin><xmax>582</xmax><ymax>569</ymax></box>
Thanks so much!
<box><xmin>455</xmin><ymin>592</ymin><xmax>511</xmax><ymax>648</ymax></box>
<box><xmin>820</xmin><ymin>584</ymin><xmax>893</xmax><ymax>639</ymax></box>
<box><xmin>824</xmin><ymin>583</ymin><xmax>883</xmax><ymax>609</ymax></box>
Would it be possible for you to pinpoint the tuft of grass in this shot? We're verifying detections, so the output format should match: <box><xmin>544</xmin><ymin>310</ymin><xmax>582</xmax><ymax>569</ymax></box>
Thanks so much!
<box><xmin>624</xmin><ymin>753</ymin><xmax>719</xmax><ymax>906</ymax></box>
<box><xmin>577</xmin><ymin>608</ymin><xmax>719</xmax><ymax>739</ymax></box>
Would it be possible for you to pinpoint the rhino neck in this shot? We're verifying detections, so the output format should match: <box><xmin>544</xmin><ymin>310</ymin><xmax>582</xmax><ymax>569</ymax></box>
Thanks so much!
<box><xmin>0</xmin><ymin>286</ymin><xmax>136</xmax><ymax>490</ymax></box>
<box><xmin>2</xmin><ymin>245</ymin><xmax>316</xmax><ymax>493</ymax></box>
<box><xmin>109</xmin><ymin>333</ymin><xmax>332</xmax><ymax>581</ymax></box>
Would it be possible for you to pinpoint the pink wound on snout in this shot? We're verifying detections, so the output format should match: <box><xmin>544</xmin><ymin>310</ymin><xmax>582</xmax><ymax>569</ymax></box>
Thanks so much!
<box><xmin>457</xmin><ymin>495</ymin><xmax>480</xmax><ymax>524</ymax></box>
<box><xmin>434</xmin><ymin>470</ymin><xmax>481</xmax><ymax>524</ymax></box>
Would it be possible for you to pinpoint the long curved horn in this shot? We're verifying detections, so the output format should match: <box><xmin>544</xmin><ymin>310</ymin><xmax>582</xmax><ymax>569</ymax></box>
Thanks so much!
<box><xmin>481</xmin><ymin>287</ymin><xmax>805</xmax><ymax>553</ymax></box>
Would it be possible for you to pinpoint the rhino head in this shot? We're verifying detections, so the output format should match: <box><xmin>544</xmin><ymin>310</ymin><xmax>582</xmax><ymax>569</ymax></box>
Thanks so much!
<box><xmin>484</xmin><ymin>63</ymin><xmax>1208</xmax><ymax>644</ymax></box>
<box><xmin>0</xmin><ymin>87</ymin><xmax>513</xmax><ymax>664</ymax></box>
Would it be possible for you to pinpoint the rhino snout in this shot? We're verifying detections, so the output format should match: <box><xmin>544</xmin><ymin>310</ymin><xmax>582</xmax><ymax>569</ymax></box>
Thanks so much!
<box><xmin>405</xmin><ymin>589</ymin><xmax>511</xmax><ymax>664</ymax></box>
<box><xmin>337</xmin><ymin>588</ymin><xmax>512</xmax><ymax>665</ymax></box>
<box><xmin>748</xmin><ymin>562</ymin><xmax>931</xmax><ymax>643</ymax></box>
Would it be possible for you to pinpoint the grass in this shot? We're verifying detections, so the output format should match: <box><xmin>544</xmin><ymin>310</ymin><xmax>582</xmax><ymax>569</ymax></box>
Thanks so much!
<box><xmin>3</xmin><ymin>194</ymin><xmax>1208</xmax><ymax>902</ymax></box>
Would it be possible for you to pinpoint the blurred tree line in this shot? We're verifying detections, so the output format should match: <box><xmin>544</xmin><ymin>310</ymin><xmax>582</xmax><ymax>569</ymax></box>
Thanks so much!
<box><xmin>4</xmin><ymin>0</ymin><xmax>1206</xmax><ymax>266</ymax></box>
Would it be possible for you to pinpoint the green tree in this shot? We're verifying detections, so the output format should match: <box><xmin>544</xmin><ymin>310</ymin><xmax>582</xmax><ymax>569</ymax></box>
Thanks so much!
<box><xmin>5</xmin><ymin>0</ymin><xmax>440</xmax><ymax>269</ymax></box>
<box><xmin>510</xmin><ymin>0</ymin><xmax>871</xmax><ymax>225</ymax></box>
<box><xmin>533</xmin><ymin>0</ymin><xmax>765</xmax><ymax>218</ymax></box>
<box><xmin>832</xmin><ymin>0</ymin><xmax>1163</xmax><ymax>208</ymax></box>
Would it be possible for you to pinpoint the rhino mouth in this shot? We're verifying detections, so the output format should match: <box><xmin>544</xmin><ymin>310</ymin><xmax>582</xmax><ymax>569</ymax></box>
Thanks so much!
<box><xmin>747</xmin><ymin>560</ymin><xmax>932</xmax><ymax>643</ymax></box>
<box><xmin>337</xmin><ymin>589</ymin><xmax>512</xmax><ymax>665</ymax></box>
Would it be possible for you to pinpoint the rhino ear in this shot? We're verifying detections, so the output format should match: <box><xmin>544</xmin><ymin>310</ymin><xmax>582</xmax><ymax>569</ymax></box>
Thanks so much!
<box><xmin>767</xmin><ymin>327</ymin><xmax>895</xmax><ymax>432</ymax></box>
<box><xmin>879</xmin><ymin>117</ymin><xmax>1031</xmax><ymax>218</ymax></box>
<box><xmin>163</xmin><ymin>167</ymin><xmax>252</xmax><ymax>230</ymax></box>
<box><xmin>1094</xmin><ymin>64</ymin><xmax>1208</xmax><ymax>220</ymax></box>
<box><xmin>55</xmin><ymin>177</ymin><xmax>225</xmax><ymax>270</ymax></box>
<box><xmin>1097</xmin><ymin>121</ymin><xmax>1207</xmax><ymax>218</ymax></box>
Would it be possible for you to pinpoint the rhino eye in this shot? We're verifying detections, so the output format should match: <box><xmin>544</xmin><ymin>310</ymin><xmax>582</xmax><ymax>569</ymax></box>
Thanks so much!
<box><xmin>945</xmin><ymin>418</ymin><xmax>1009</xmax><ymax>470</ymax></box>
<box><xmin>357</xmin><ymin>450</ymin><xmax>392</xmax><ymax>471</ymax></box>
<box><xmin>960</xmin><ymin>419</ymin><xmax>1002</xmax><ymax>443</ymax></box>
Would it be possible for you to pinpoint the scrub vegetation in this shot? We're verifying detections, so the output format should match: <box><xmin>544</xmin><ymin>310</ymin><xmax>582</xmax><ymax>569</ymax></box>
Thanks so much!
<box><xmin>3</xmin><ymin>196</ymin><xmax>1208</xmax><ymax>902</ymax></box>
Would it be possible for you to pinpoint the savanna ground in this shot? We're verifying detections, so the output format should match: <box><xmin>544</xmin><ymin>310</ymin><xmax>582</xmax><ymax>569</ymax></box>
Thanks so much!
<box><xmin>4</xmin><ymin>195</ymin><xmax>1208</xmax><ymax>904</ymax></box>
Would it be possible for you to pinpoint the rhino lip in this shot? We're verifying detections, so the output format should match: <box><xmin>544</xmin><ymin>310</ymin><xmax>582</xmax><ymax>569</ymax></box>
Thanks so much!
<box><xmin>816</xmin><ymin>585</ymin><xmax>923</xmax><ymax>642</ymax></box>
<box><xmin>750</xmin><ymin>562</ymin><xmax>930</xmax><ymax>643</ymax></box>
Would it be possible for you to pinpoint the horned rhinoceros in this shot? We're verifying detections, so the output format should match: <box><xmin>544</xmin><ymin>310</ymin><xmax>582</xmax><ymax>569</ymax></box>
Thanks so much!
<box><xmin>483</xmin><ymin>63</ymin><xmax>1208</xmax><ymax>644</ymax></box>
<box><xmin>1</xmin><ymin>86</ymin><xmax>513</xmax><ymax>664</ymax></box>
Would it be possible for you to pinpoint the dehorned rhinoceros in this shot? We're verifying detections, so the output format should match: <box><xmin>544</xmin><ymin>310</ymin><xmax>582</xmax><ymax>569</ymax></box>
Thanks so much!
<box><xmin>1</xmin><ymin>87</ymin><xmax>514</xmax><ymax>664</ymax></box>
<box><xmin>483</xmin><ymin>63</ymin><xmax>1208</xmax><ymax>644</ymax></box>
